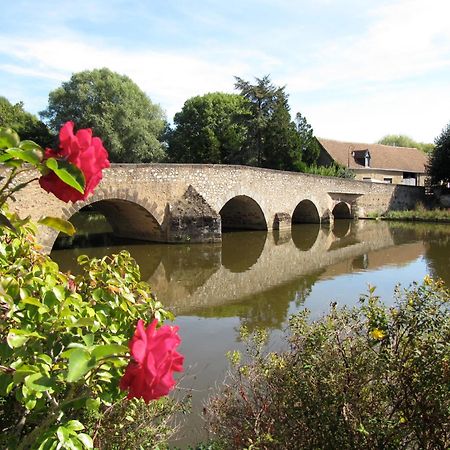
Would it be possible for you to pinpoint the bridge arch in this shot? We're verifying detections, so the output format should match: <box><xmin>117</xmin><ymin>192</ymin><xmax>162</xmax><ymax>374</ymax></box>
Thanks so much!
<box><xmin>332</xmin><ymin>201</ymin><xmax>353</xmax><ymax>219</ymax></box>
<box><xmin>44</xmin><ymin>191</ymin><xmax>163</xmax><ymax>251</ymax></box>
<box><xmin>292</xmin><ymin>199</ymin><xmax>320</xmax><ymax>224</ymax></box>
<box><xmin>219</xmin><ymin>195</ymin><xmax>267</xmax><ymax>231</ymax></box>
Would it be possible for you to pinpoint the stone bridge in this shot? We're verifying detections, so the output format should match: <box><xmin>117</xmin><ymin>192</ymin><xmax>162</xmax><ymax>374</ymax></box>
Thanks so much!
<box><xmin>9</xmin><ymin>163</ymin><xmax>425</xmax><ymax>252</ymax></box>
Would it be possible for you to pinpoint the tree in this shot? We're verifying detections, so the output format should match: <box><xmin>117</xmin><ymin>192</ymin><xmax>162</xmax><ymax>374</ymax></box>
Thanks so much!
<box><xmin>377</xmin><ymin>134</ymin><xmax>434</xmax><ymax>153</ymax></box>
<box><xmin>234</xmin><ymin>75</ymin><xmax>301</xmax><ymax>171</ymax></box>
<box><xmin>40</xmin><ymin>68</ymin><xmax>167</xmax><ymax>163</ymax></box>
<box><xmin>427</xmin><ymin>123</ymin><xmax>450</xmax><ymax>187</ymax></box>
<box><xmin>294</xmin><ymin>112</ymin><xmax>321</xmax><ymax>166</ymax></box>
<box><xmin>167</xmin><ymin>92</ymin><xmax>248</xmax><ymax>164</ymax></box>
<box><xmin>0</xmin><ymin>97</ymin><xmax>53</xmax><ymax>146</ymax></box>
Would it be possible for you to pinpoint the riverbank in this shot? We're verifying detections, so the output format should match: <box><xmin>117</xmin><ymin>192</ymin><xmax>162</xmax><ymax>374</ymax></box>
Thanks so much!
<box><xmin>367</xmin><ymin>208</ymin><xmax>450</xmax><ymax>223</ymax></box>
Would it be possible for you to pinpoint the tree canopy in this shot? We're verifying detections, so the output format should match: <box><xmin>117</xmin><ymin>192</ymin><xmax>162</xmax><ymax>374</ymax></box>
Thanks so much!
<box><xmin>427</xmin><ymin>123</ymin><xmax>450</xmax><ymax>187</ymax></box>
<box><xmin>0</xmin><ymin>97</ymin><xmax>53</xmax><ymax>146</ymax></box>
<box><xmin>377</xmin><ymin>134</ymin><xmax>434</xmax><ymax>153</ymax></box>
<box><xmin>234</xmin><ymin>75</ymin><xmax>302</xmax><ymax>171</ymax></box>
<box><xmin>294</xmin><ymin>112</ymin><xmax>321</xmax><ymax>166</ymax></box>
<box><xmin>167</xmin><ymin>92</ymin><xmax>248</xmax><ymax>164</ymax></box>
<box><xmin>40</xmin><ymin>68</ymin><xmax>167</xmax><ymax>163</ymax></box>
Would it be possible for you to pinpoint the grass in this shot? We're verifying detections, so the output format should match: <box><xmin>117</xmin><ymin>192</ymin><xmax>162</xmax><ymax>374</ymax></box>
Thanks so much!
<box><xmin>367</xmin><ymin>205</ymin><xmax>450</xmax><ymax>223</ymax></box>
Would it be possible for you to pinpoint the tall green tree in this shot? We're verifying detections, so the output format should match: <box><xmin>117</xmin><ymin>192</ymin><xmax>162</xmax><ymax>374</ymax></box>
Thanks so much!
<box><xmin>295</xmin><ymin>112</ymin><xmax>321</xmax><ymax>166</ymax></box>
<box><xmin>377</xmin><ymin>134</ymin><xmax>434</xmax><ymax>153</ymax></box>
<box><xmin>40</xmin><ymin>68</ymin><xmax>167</xmax><ymax>163</ymax></box>
<box><xmin>167</xmin><ymin>92</ymin><xmax>248</xmax><ymax>164</ymax></box>
<box><xmin>0</xmin><ymin>97</ymin><xmax>53</xmax><ymax>146</ymax></box>
<box><xmin>427</xmin><ymin>123</ymin><xmax>450</xmax><ymax>186</ymax></box>
<box><xmin>234</xmin><ymin>75</ymin><xmax>300</xmax><ymax>170</ymax></box>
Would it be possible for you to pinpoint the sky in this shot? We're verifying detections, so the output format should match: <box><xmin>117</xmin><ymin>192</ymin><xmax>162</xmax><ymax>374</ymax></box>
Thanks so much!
<box><xmin>1</xmin><ymin>0</ymin><xmax>449</xmax><ymax>144</ymax></box>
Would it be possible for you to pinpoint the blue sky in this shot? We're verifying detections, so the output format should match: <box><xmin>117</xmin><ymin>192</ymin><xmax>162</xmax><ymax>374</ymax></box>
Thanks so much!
<box><xmin>1</xmin><ymin>0</ymin><xmax>449</xmax><ymax>143</ymax></box>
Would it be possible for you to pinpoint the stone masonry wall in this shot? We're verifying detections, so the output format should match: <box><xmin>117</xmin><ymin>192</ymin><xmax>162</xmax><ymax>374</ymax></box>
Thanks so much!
<box><xmin>4</xmin><ymin>163</ymin><xmax>426</xmax><ymax>251</ymax></box>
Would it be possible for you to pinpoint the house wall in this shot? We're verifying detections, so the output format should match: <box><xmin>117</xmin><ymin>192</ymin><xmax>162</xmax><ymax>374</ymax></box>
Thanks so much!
<box><xmin>354</xmin><ymin>169</ymin><xmax>426</xmax><ymax>186</ymax></box>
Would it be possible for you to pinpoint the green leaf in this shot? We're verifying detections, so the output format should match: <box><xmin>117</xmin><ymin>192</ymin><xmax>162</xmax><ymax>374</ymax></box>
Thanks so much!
<box><xmin>76</xmin><ymin>433</ymin><xmax>93</xmax><ymax>449</ymax></box>
<box><xmin>0</xmin><ymin>152</ymin><xmax>14</xmax><ymax>162</ymax></box>
<box><xmin>13</xmin><ymin>365</ymin><xmax>38</xmax><ymax>384</ymax></box>
<box><xmin>19</xmin><ymin>139</ymin><xmax>43</xmax><ymax>152</ymax></box>
<box><xmin>91</xmin><ymin>344</ymin><xmax>128</xmax><ymax>360</ymax></box>
<box><xmin>0</xmin><ymin>127</ymin><xmax>20</xmax><ymax>148</ymax></box>
<box><xmin>7</xmin><ymin>332</ymin><xmax>29</xmax><ymax>348</ymax></box>
<box><xmin>0</xmin><ymin>212</ymin><xmax>17</xmax><ymax>232</ymax></box>
<box><xmin>57</xmin><ymin>426</ymin><xmax>71</xmax><ymax>444</ymax></box>
<box><xmin>82</xmin><ymin>334</ymin><xmax>95</xmax><ymax>347</ymax></box>
<box><xmin>6</xmin><ymin>147</ymin><xmax>41</xmax><ymax>165</ymax></box>
<box><xmin>38</xmin><ymin>216</ymin><xmax>76</xmax><ymax>236</ymax></box>
<box><xmin>21</xmin><ymin>297</ymin><xmax>48</xmax><ymax>311</ymax></box>
<box><xmin>66</xmin><ymin>348</ymin><xmax>96</xmax><ymax>382</ymax></box>
<box><xmin>25</xmin><ymin>372</ymin><xmax>54</xmax><ymax>392</ymax></box>
<box><xmin>68</xmin><ymin>318</ymin><xmax>95</xmax><ymax>328</ymax></box>
<box><xmin>45</xmin><ymin>158</ymin><xmax>85</xmax><ymax>194</ymax></box>
<box><xmin>66</xmin><ymin>420</ymin><xmax>84</xmax><ymax>432</ymax></box>
<box><xmin>85</xmin><ymin>397</ymin><xmax>100</xmax><ymax>412</ymax></box>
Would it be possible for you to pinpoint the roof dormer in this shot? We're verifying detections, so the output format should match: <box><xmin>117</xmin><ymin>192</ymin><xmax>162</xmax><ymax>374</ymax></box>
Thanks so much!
<box><xmin>352</xmin><ymin>149</ymin><xmax>371</xmax><ymax>167</ymax></box>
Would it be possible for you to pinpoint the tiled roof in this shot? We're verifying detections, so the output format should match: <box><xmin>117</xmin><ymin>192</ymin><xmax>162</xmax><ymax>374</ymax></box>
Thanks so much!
<box><xmin>318</xmin><ymin>138</ymin><xmax>428</xmax><ymax>173</ymax></box>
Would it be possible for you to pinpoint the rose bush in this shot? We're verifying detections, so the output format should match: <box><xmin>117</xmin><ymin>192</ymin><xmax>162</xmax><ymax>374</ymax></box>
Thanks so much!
<box><xmin>120</xmin><ymin>319</ymin><xmax>184</xmax><ymax>402</ymax></box>
<box><xmin>39</xmin><ymin>121</ymin><xmax>110</xmax><ymax>202</ymax></box>
<box><xmin>0</xmin><ymin>125</ymin><xmax>184</xmax><ymax>449</ymax></box>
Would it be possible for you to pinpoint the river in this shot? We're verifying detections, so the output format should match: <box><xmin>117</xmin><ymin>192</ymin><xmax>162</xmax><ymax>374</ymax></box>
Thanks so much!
<box><xmin>51</xmin><ymin>219</ymin><xmax>450</xmax><ymax>447</ymax></box>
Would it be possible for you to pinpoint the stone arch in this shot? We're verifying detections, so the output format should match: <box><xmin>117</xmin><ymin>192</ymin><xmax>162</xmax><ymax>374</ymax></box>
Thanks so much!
<box><xmin>44</xmin><ymin>191</ymin><xmax>163</xmax><ymax>252</ymax></box>
<box><xmin>332</xmin><ymin>201</ymin><xmax>353</xmax><ymax>219</ymax></box>
<box><xmin>76</xmin><ymin>199</ymin><xmax>163</xmax><ymax>241</ymax></box>
<box><xmin>292</xmin><ymin>199</ymin><xmax>320</xmax><ymax>224</ymax></box>
<box><xmin>219</xmin><ymin>195</ymin><xmax>267</xmax><ymax>231</ymax></box>
<box><xmin>291</xmin><ymin>223</ymin><xmax>320</xmax><ymax>251</ymax></box>
<box><xmin>222</xmin><ymin>231</ymin><xmax>267</xmax><ymax>272</ymax></box>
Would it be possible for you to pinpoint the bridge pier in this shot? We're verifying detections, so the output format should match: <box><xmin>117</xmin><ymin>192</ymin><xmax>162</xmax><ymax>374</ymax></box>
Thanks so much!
<box><xmin>163</xmin><ymin>186</ymin><xmax>222</xmax><ymax>243</ymax></box>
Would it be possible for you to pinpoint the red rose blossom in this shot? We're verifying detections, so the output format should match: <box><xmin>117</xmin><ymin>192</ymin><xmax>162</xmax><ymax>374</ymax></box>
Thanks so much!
<box><xmin>120</xmin><ymin>319</ymin><xmax>184</xmax><ymax>402</ymax></box>
<box><xmin>39</xmin><ymin>121</ymin><xmax>110</xmax><ymax>203</ymax></box>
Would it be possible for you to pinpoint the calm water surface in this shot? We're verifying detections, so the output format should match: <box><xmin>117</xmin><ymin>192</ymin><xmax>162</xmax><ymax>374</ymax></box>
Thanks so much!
<box><xmin>51</xmin><ymin>220</ymin><xmax>450</xmax><ymax>446</ymax></box>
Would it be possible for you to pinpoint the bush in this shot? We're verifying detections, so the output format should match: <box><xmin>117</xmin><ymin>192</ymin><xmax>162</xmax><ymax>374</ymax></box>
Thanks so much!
<box><xmin>0</xmin><ymin>212</ymin><xmax>179</xmax><ymax>449</ymax></box>
<box><xmin>205</xmin><ymin>279</ymin><xmax>450</xmax><ymax>449</ymax></box>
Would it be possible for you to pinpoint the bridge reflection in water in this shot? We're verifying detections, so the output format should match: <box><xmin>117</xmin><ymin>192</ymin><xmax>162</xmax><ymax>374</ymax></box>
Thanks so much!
<box><xmin>52</xmin><ymin>219</ymin><xmax>443</xmax><ymax>330</ymax></box>
<box><xmin>51</xmin><ymin>220</ymin><xmax>450</xmax><ymax>446</ymax></box>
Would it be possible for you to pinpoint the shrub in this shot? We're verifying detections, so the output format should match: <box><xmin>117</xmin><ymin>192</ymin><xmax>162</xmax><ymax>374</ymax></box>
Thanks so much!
<box><xmin>0</xmin><ymin>212</ymin><xmax>179</xmax><ymax>449</ymax></box>
<box><xmin>205</xmin><ymin>279</ymin><xmax>450</xmax><ymax>449</ymax></box>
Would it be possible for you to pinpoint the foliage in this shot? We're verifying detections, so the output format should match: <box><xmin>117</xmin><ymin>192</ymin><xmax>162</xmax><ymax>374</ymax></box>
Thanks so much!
<box><xmin>205</xmin><ymin>280</ymin><xmax>450</xmax><ymax>449</ymax></box>
<box><xmin>380</xmin><ymin>207</ymin><xmax>450</xmax><ymax>222</ymax></box>
<box><xmin>294</xmin><ymin>112</ymin><xmax>321</xmax><ymax>166</ymax></box>
<box><xmin>90</xmin><ymin>396</ymin><xmax>185</xmax><ymax>449</ymax></box>
<box><xmin>40</xmin><ymin>68</ymin><xmax>167</xmax><ymax>163</ymax></box>
<box><xmin>377</xmin><ymin>134</ymin><xmax>434</xmax><ymax>153</ymax></box>
<box><xmin>0</xmin><ymin>97</ymin><xmax>53</xmax><ymax>147</ymax></box>
<box><xmin>427</xmin><ymin>122</ymin><xmax>450</xmax><ymax>187</ymax></box>
<box><xmin>0</xmin><ymin>213</ymin><xmax>176</xmax><ymax>449</ymax></box>
<box><xmin>167</xmin><ymin>93</ymin><xmax>248</xmax><ymax>164</ymax></box>
<box><xmin>298</xmin><ymin>162</ymin><xmax>355</xmax><ymax>179</ymax></box>
<box><xmin>234</xmin><ymin>75</ymin><xmax>301</xmax><ymax>171</ymax></box>
<box><xmin>0</xmin><ymin>126</ymin><xmax>183</xmax><ymax>448</ymax></box>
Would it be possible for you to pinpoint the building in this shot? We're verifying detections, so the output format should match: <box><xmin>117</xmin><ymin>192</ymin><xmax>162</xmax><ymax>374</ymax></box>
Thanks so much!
<box><xmin>317</xmin><ymin>138</ymin><xmax>428</xmax><ymax>186</ymax></box>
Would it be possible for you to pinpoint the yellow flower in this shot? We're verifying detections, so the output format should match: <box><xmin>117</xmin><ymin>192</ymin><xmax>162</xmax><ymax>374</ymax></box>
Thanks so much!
<box><xmin>423</xmin><ymin>275</ymin><xmax>432</xmax><ymax>285</ymax></box>
<box><xmin>370</xmin><ymin>328</ymin><xmax>386</xmax><ymax>340</ymax></box>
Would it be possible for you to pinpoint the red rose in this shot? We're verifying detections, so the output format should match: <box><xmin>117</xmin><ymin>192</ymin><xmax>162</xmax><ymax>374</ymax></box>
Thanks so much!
<box><xmin>120</xmin><ymin>319</ymin><xmax>184</xmax><ymax>402</ymax></box>
<box><xmin>39</xmin><ymin>121</ymin><xmax>110</xmax><ymax>203</ymax></box>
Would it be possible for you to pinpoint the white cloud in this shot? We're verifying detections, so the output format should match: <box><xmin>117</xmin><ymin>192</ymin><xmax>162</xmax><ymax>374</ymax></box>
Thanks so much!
<box><xmin>0</xmin><ymin>0</ymin><xmax>449</xmax><ymax>141</ymax></box>
<box><xmin>285</xmin><ymin>0</ymin><xmax>450</xmax><ymax>91</ymax></box>
<box><xmin>0</xmin><ymin>36</ymin><xmax>252</xmax><ymax>118</ymax></box>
